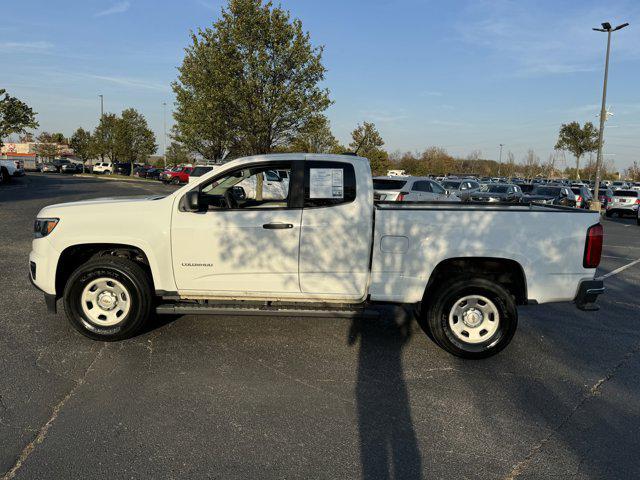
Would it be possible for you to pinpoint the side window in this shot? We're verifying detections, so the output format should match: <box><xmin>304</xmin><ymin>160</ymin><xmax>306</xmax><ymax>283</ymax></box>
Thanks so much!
<box><xmin>199</xmin><ymin>163</ymin><xmax>292</xmax><ymax>210</ymax></box>
<box><xmin>430</xmin><ymin>182</ymin><xmax>445</xmax><ymax>194</ymax></box>
<box><xmin>304</xmin><ymin>161</ymin><xmax>356</xmax><ymax>208</ymax></box>
<box><xmin>412</xmin><ymin>181</ymin><xmax>431</xmax><ymax>192</ymax></box>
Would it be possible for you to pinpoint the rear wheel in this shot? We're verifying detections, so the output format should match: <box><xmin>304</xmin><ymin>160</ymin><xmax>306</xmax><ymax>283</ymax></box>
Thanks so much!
<box><xmin>63</xmin><ymin>257</ymin><xmax>153</xmax><ymax>341</ymax></box>
<box><xmin>171</xmin><ymin>176</ymin><xmax>180</xmax><ymax>185</ymax></box>
<box><xmin>422</xmin><ymin>277</ymin><xmax>518</xmax><ymax>359</ymax></box>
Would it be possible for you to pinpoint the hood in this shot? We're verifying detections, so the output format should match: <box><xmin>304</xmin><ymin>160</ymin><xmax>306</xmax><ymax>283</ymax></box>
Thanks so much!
<box><xmin>38</xmin><ymin>195</ymin><xmax>166</xmax><ymax>216</ymax></box>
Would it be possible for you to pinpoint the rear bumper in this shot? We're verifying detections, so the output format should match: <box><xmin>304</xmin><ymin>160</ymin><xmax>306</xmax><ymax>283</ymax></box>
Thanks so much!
<box><xmin>574</xmin><ymin>279</ymin><xmax>605</xmax><ymax>311</ymax></box>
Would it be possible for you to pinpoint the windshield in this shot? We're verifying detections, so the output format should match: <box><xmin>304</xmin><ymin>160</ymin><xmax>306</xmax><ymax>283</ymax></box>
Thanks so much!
<box><xmin>373</xmin><ymin>179</ymin><xmax>407</xmax><ymax>190</ymax></box>
<box><xmin>614</xmin><ymin>190</ymin><xmax>638</xmax><ymax>197</ymax></box>
<box><xmin>532</xmin><ymin>186</ymin><xmax>561</xmax><ymax>196</ymax></box>
<box><xmin>480</xmin><ymin>185</ymin><xmax>509</xmax><ymax>193</ymax></box>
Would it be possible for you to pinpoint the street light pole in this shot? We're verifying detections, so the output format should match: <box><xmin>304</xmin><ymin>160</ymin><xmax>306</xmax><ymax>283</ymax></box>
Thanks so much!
<box><xmin>591</xmin><ymin>21</ymin><xmax>629</xmax><ymax>212</ymax></box>
<box><xmin>98</xmin><ymin>94</ymin><xmax>104</xmax><ymax>118</ymax></box>
<box><xmin>498</xmin><ymin>144</ymin><xmax>504</xmax><ymax>176</ymax></box>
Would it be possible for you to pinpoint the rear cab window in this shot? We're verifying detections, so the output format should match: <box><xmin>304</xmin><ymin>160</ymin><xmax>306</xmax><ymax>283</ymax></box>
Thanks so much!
<box><xmin>304</xmin><ymin>161</ymin><xmax>356</xmax><ymax>207</ymax></box>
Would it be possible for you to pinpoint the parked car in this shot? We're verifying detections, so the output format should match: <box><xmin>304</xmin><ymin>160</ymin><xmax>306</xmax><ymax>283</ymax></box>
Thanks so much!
<box><xmin>606</xmin><ymin>190</ymin><xmax>640</xmax><ymax>218</ymax></box>
<box><xmin>29</xmin><ymin>153</ymin><xmax>604</xmax><ymax>359</ymax></box>
<box><xmin>440</xmin><ymin>178</ymin><xmax>481</xmax><ymax>200</ymax></box>
<box><xmin>61</xmin><ymin>162</ymin><xmax>83</xmax><ymax>174</ymax></box>
<box><xmin>470</xmin><ymin>184</ymin><xmax>524</xmax><ymax>203</ymax></box>
<box><xmin>133</xmin><ymin>165</ymin><xmax>152</xmax><ymax>177</ymax></box>
<box><xmin>0</xmin><ymin>158</ymin><xmax>25</xmax><ymax>183</ymax></box>
<box><xmin>373</xmin><ymin>176</ymin><xmax>454</xmax><ymax>202</ymax></box>
<box><xmin>92</xmin><ymin>162</ymin><xmax>114</xmax><ymax>174</ymax></box>
<box><xmin>41</xmin><ymin>163</ymin><xmax>58</xmax><ymax>173</ymax></box>
<box><xmin>115</xmin><ymin>162</ymin><xmax>133</xmax><ymax>176</ymax></box>
<box><xmin>524</xmin><ymin>185</ymin><xmax>577</xmax><ymax>207</ymax></box>
<box><xmin>162</xmin><ymin>166</ymin><xmax>193</xmax><ymax>184</ymax></box>
<box><xmin>142</xmin><ymin>168</ymin><xmax>164</xmax><ymax>180</ymax></box>
<box><xmin>570</xmin><ymin>185</ymin><xmax>593</xmax><ymax>209</ymax></box>
<box><xmin>611</xmin><ymin>181</ymin><xmax>629</xmax><ymax>191</ymax></box>
<box><xmin>590</xmin><ymin>187</ymin><xmax>614</xmax><ymax>209</ymax></box>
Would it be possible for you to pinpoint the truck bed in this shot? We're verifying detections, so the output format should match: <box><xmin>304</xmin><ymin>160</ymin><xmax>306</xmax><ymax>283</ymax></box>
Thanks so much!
<box><xmin>368</xmin><ymin>201</ymin><xmax>600</xmax><ymax>304</ymax></box>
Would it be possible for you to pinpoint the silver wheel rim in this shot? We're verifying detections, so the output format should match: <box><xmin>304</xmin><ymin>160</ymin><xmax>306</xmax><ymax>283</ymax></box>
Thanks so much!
<box><xmin>448</xmin><ymin>295</ymin><xmax>500</xmax><ymax>344</ymax></box>
<box><xmin>81</xmin><ymin>277</ymin><xmax>131</xmax><ymax>327</ymax></box>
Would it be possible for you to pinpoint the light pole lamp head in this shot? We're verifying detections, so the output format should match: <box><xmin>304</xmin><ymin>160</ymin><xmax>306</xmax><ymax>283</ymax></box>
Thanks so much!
<box><xmin>601</xmin><ymin>22</ymin><xmax>612</xmax><ymax>30</ymax></box>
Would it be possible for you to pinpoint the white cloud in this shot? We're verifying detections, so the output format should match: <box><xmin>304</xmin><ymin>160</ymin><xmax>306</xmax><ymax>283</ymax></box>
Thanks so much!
<box><xmin>84</xmin><ymin>74</ymin><xmax>169</xmax><ymax>91</ymax></box>
<box><xmin>94</xmin><ymin>1</ymin><xmax>131</xmax><ymax>18</ymax></box>
<box><xmin>0</xmin><ymin>41</ymin><xmax>53</xmax><ymax>52</ymax></box>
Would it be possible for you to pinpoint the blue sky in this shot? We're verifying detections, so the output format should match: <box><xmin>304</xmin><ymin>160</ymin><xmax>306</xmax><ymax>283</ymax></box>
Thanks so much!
<box><xmin>2</xmin><ymin>0</ymin><xmax>639</xmax><ymax>170</ymax></box>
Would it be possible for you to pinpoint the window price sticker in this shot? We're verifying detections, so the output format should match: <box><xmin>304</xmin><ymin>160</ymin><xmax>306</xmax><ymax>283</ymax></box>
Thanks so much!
<box><xmin>310</xmin><ymin>168</ymin><xmax>344</xmax><ymax>199</ymax></box>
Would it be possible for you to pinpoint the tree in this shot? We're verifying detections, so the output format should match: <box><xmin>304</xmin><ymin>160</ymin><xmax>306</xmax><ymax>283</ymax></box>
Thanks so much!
<box><xmin>19</xmin><ymin>132</ymin><xmax>34</xmax><ymax>143</ymax></box>
<box><xmin>349</xmin><ymin>122</ymin><xmax>389</xmax><ymax>175</ymax></box>
<box><xmin>555</xmin><ymin>122</ymin><xmax>599</xmax><ymax>180</ymax></box>
<box><xmin>34</xmin><ymin>132</ymin><xmax>59</xmax><ymax>160</ymax></box>
<box><xmin>70</xmin><ymin>128</ymin><xmax>93</xmax><ymax>171</ymax></box>
<box><xmin>624</xmin><ymin>161</ymin><xmax>640</xmax><ymax>182</ymax></box>
<box><xmin>173</xmin><ymin>0</ymin><xmax>331</xmax><ymax>157</ymax></box>
<box><xmin>50</xmin><ymin>132</ymin><xmax>67</xmax><ymax>144</ymax></box>
<box><xmin>506</xmin><ymin>151</ymin><xmax>516</xmax><ymax>178</ymax></box>
<box><xmin>0</xmin><ymin>89</ymin><xmax>39</xmax><ymax>147</ymax></box>
<box><xmin>92</xmin><ymin>113</ymin><xmax>120</xmax><ymax>162</ymax></box>
<box><xmin>166</xmin><ymin>141</ymin><xmax>192</xmax><ymax>165</ymax></box>
<box><xmin>115</xmin><ymin>108</ymin><xmax>157</xmax><ymax>174</ymax></box>
<box><xmin>522</xmin><ymin>149</ymin><xmax>541</xmax><ymax>179</ymax></box>
<box><xmin>286</xmin><ymin>115</ymin><xmax>341</xmax><ymax>153</ymax></box>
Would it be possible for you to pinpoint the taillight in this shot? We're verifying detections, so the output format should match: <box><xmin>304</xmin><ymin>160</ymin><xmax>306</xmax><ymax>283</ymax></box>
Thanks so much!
<box><xmin>635</xmin><ymin>199</ymin><xmax>640</xmax><ymax>205</ymax></box>
<box><xmin>583</xmin><ymin>223</ymin><xmax>603</xmax><ymax>268</ymax></box>
<box><xmin>397</xmin><ymin>192</ymin><xmax>409</xmax><ymax>202</ymax></box>
<box><xmin>577</xmin><ymin>195</ymin><xmax>582</xmax><ymax>203</ymax></box>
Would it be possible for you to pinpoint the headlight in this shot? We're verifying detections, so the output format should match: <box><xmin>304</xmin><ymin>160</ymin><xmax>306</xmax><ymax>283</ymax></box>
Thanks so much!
<box><xmin>34</xmin><ymin>218</ymin><xmax>59</xmax><ymax>238</ymax></box>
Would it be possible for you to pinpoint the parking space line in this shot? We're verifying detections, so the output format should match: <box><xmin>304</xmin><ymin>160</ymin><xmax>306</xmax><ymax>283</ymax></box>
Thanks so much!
<box><xmin>597</xmin><ymin>258</ymin><xmax>640</xmax><ymax>280</ymax></box>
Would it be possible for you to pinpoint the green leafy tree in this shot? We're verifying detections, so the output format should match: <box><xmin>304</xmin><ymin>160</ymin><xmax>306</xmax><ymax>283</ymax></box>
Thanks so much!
<box><xmin>166</xmin><ymin>141</ymin><xmax>192</xmax><ymax>166</ymax></box>
<box><xmin>555</xmin><ymin>121</ymin><xmax>599</xmax><ymax>179</ymax></box>
<box><xmin>34</xmin><ymin>132</ymin><xmax>59</xmax><ymax>160</ymax></box>
<box><xmin>50</xmin><ymin>132</ymin><xmax>67</xmax><ymax>144</ymax></box>
<box><xmin>19</xmin><ymin>132</ymin><xmax>34</xmax><ymax>143</ymax></box>
<box><xmin>0</xmin><ymin>89</ymin><xmax>39</xmax><ymax>147</ymax></box>
<box><xmin>173</xmin><ymin>0</ymin><xmax>332</xmax><ymax>158</ymax></box>
<box><xmin>92</xmin><ymin>113</ymin><xmax>120</xmax><ymax>162</ymax></box>
<box><xmin>70</xmin><ymin>128</ymin><xmax>93</xmax><ymax>171</ymax></box>
<box><xmin>115</xmin><ymin>108</ymin><xmax>157</xmax><ymax>174</ymax></box>
<box><xmin>349</xmin><ymin>122</ymin><xmax>389</xmax><ymax>175</ymax></box>
<box><xmin>286</xmin><ymin>115</ymin><xmax>341</xmax><ymax>153</ymax></box>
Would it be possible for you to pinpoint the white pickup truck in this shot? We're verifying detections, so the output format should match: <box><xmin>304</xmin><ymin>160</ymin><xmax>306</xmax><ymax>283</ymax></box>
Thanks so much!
<box><xmin>0</xmin><ymin>157</ymin><xmax>25</xmax><ymax>183</ymax></box>
<box><xmin>29</xmin><ymin>154</ymin><xmax>605</xmax><ymax>358</ymax></box>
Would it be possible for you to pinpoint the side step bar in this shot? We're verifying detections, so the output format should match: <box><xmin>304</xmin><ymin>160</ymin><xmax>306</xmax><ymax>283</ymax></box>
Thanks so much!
<box><xmin>156</xmin><ymin>302</ymin><xmax>381</xmax><ymax>319</ymax></box>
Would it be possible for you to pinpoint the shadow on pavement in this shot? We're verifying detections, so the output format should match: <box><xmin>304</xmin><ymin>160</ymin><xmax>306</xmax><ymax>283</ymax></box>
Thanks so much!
<box><xmin>348</xmin><ymin>308</ymin><xmax>422</xmax><ymax>479</ymax></box>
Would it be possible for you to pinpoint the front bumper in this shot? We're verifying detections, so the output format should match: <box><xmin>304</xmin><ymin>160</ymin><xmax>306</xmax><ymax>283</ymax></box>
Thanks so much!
<box><xmin>575</xmin><ymin>279</ymin><xmax>605</xmax><ymax>311</ymax></box>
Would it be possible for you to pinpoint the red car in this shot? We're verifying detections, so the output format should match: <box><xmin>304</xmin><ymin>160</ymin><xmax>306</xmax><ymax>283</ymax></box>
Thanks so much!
<box><xmin>161</xmin><ymin>166</ymin><xmax>193</xmax><ymax>184</ymax></box>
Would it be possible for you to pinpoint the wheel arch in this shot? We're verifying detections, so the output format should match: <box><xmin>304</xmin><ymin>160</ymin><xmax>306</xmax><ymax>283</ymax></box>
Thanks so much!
<box><xmin>423</xmin><ymin>257</ymin><xmax>528</xmax><ymax>305</ymax></box>
<box><xmin>55</xmin><ymin>243</ymin><xmax>156</xmax><ymax>296</ymax></box>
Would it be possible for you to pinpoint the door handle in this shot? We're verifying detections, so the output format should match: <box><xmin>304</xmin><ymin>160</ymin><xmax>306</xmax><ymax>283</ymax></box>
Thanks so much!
<box><xmin>263</xmin><ymin>223</ymin><xmax>294</xmax><ymax>230</ymax></box>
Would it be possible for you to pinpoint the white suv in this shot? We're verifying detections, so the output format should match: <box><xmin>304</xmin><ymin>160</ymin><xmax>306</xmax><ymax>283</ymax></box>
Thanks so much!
<box><xmin>606</xmin><ymin>190</ymin><xmax>639</xmax><ymax>218</ymax></box>
<box><xmin>92</xmin><ymin>162</ymin><xmax>113</xmax><ymax>174</ymax></box>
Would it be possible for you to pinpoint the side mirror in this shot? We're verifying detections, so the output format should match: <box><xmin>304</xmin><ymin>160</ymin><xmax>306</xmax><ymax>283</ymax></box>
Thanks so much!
<box><xmin>186</xmin><ymin>191</ymin><xmax>200</xmax><ymax>211</ymax></box>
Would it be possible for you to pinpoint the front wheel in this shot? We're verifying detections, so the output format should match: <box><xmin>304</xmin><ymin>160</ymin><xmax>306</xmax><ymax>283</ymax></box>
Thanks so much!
<box><xmin>171</xmin><ymin>177</ymin><xmax>180</xmax><ymax>185</ymax></box>
<box><xmin>63</xmin><ymin>257</ymin><xmax>154</xmax><ymax>341</ymax></box>
<box><xmin>422</xmin><ymin>277</ymin><xmax>518</xmax><ymax>359</ymax></box>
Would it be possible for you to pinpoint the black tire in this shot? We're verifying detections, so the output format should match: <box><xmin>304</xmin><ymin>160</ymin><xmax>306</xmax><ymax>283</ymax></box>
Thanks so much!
<box><xmin>605</xmin><ymin>210</ymin><xmax>612</xmax><ymax>218</ymax></box>
<box><xmin>0</xmin><ymin>167</ymin><xmax>9</xmax><ymax>184</ymax></box>
<box><xmin>63</xmin><ymin>257</ymin><xmax>154</xmax><ymax>341</ymax></box>
<box><xmin>422</xmin><ymin>277</ymin><xmax>518</xmax><ymax>359</ymax></box>
<box><xmin>171</xmin><ymin>176</ymin><xmax>180</xmax><ymax>185</ymax></box>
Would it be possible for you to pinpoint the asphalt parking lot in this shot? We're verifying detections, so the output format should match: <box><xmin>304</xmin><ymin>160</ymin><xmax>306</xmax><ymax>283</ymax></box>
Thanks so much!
<box><xmin>1</xmin><ymin>173</ymin><xmax>639</xmax><ymax>480</ymax></box>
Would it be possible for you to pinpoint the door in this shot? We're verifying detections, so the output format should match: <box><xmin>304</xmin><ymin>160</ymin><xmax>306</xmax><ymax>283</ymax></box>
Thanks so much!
<box><xmin>299</xmin><ymin>160</ymin><xmax>373</xmax><ymax>299</ymax></box>
<box><xmin>410</xmin><ymin>180</ymin><xmax>432</xmax><ymax>201</ymax></box>
<box><xmin>171</xmin><ymin>161</ymin><xmax>303</xmax><ymax>295</ymax></box>
<box><xmin>429</xmin><ymin>180</ymin><xmax>448</xmax><ymax>201</ymax></box>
